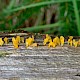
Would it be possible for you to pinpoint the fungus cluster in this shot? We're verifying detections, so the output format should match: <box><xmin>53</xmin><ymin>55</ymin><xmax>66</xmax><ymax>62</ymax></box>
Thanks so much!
<box><xmin>0</xmin><ymin>34</ymin><xmax>80</xmax><ymax>48</ymax></box>
<box><xmin>43</xmin><ymin>34</ymin><xmax>80</xmax><ymax>48</ymax></box>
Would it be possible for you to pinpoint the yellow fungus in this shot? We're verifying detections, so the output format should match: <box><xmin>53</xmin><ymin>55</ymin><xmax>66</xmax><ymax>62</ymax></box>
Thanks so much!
<box><xmin>53</xmin><ymin>37</ymin><xmax>60</xmax><ymax>46</ymax></box>
<box><xmin>4</xmin><ymin>37</ymin><xmax>8</xmax><ymax>44</ymax></box>
<box><xmin>0</xmin><ymin>38</ymin><xmax>4</xmax><ymax>46</ymax></box>
<box><xmin>69</xmin><ymin>40</ymin><xmax>73</xmax><ymax>46</ymax></box>
<box><xmin>12</xmin><ymin>37</ymin><xmax>15</xmax><ymax>42</ymax></box>
<box><xmin>12</xmin><ymin>37</ymin><xmax>19</xmax><ymax>49</ymax></box>
<box><xmin>43</xmin><ymin>34</ymin><xmax>51</xmax><ymax>45</ymax></box>
<box><xmin>73</xmin><ymin>39</ymin><xmax>78</xmax><ymax>47</ymax></box>
<box><xmin>32</xmin><ymin>35</ymin><xmax>34</xmax><ymax>41</ymax></box>
<box><xmin>46</xmin><ymin>34</ymin><xmax>51</xmax><ymax>40</ymax></box>
<box><xmin>43</xmin><ymin>38</ymin><xmax>49</xmax><ymax>45</ymax></box>
<box><xmin>68</xmin><ymin>39</ymin><xmax>73</xmax><ymax>46</ymax></box>
<box><xmin>30</xmin><ymin>43</ymin><xmax>38</xmax><ymax>47</ymax></box>
<box><xmin>69</xmin><ymin>36</ymin><xmax>73</xmax><ymax>40</ymax></box>
<box><xmin>60</xmin><ymin>36</ymin><xmax>64</xmax><ymax>46</ymax></box>
<box><xmin>68</xmin><ymin>36</ymin><xmax>73</xmax><ymax>46</ymax></box>
<box><xmin>48</xmin><ymin>40</ymin><xmax>56</xmax><ymax>48</ymax></box>
<box><xmin>26</xmin><ymin>35</ymin><xmax>34</xmax><ymax>48</ymax></box>
<box><xmin>46</xmin><ymin>34</ymin><xmax>49</xmax><ymax>38</ymax></box>
<box><xmin>56</xmin><ymin>37</ymin><xmax>60</xmax><ymax>46</ymax></box>
<box><xmin>68</xmin><ymin>39</ymin><xmax>71</xmax><ymax>45</ymax></box>
<box><xmin>16</xmin><ymin>36</ymin><xmax>20</xmax><ymax>43</ymax></box>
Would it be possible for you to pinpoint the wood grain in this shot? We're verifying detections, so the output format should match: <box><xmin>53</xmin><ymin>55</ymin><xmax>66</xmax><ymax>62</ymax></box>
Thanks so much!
<box><xmin>0</xmin><ymin>33</ymin><xmax>80</xmax><ymax>80</ymax></box>
<box><xmin>0</xmin><ymin>45</ymin><xmax>80</xmax><ymax>80</ymax></box>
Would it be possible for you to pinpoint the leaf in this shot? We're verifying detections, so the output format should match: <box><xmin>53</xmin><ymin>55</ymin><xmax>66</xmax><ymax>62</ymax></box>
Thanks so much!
<box><xmin>19</xmin><ymin>21</ymin><xmax>63</xmax><ymax>32</ymax></box>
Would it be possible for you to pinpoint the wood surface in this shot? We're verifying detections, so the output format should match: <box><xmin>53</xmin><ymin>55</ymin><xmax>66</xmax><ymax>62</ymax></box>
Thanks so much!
<box><xmin>0</xmin><ymin>33</ymin><xmax>80</xmax><ymax>80</ymax></box>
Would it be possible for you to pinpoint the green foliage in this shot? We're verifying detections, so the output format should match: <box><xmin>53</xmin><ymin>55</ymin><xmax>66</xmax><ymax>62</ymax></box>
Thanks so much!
<box><xmin>58</xmin><ymin>0</ymin><xmax>80</xmax><ymax>36</ymax></box>
<box><xmin>59</xmin><ymin>2</ymin><xmax>78</xmax><ymax>36</ymax></box>
<box><xmin>0</xmin><ymin>0</ymin><xmax>80</xmax><ymax>36</ymax></box>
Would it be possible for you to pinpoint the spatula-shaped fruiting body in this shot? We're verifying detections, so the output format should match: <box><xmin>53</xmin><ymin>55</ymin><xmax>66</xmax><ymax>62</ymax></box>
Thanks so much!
<box><xmin>12</xmin><ymin>37</ymin><xmax>19</xmax><ymax>49</ymax></box>
<box><xmin>60</xmin><ymin>36</ymin><xmax>64</xmax><ymax>46</ymax></box>
<box><xmin>26</xmin><ymin>35</ymin><xmax>34</xmax><ymax>48</ymax></box>
<box><xmin>43</xmin><ymin>34</ymin><xmax>51</xmax><ymax>45</ymax></box>
<box><xmin>73</xmin><ymin>39</ymin><xmax>78</xmax><ymax>47</ymax></box>
<box><xmin>53</xmin><ymin>36</ymin><xmax>60</xmax><ymax>46</ymax></box>
<box><xmin>48</xmin><ymin>39</ymin><xmax>56</xmax><ymax>48</ymax></box>
<box><xmin>16</xmin><ymin>36</ymin><xmax>20</xmax><ymax>43</ymax></box>
<box><xmin>68</xmin><ymin>36</ymin><xmax>73</xmax><ymax>46</ymax></box>
<box><xmin>4</xmin><ymin>37</ymin><xmax>8</xmax><ymax>44</ymax></box>
<box><xmin>0</xmin><ymin>38</ymin><xmax>4</xmax><ymax>46</ymax></box>
<box><xmin>30</xmin><ymin>43</ymin><xmax>38</xmax><ymax>47</ymax></box>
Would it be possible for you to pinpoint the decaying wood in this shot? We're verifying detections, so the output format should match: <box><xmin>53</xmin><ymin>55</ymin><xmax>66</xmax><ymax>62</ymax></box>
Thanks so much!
<box><xmin>0</xmin><ymin>33</ymin><xmax>80</xmax><ymax>80</ymax></box>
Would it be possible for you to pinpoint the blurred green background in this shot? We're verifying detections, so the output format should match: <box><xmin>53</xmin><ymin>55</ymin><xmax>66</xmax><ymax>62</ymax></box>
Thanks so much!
<box><xmin>0</xmin><ymin>0</ymin><xmax>80</xmax><ymax>36</ymax></box>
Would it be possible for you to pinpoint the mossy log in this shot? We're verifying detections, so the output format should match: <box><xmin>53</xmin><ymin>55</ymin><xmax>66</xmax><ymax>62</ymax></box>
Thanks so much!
<box><xmin>0</xmin><ymin>33</ymin><xmax>80</xmax><ymax>80</ymax></box>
